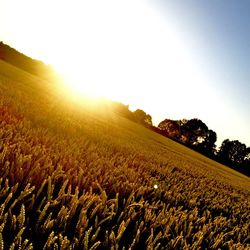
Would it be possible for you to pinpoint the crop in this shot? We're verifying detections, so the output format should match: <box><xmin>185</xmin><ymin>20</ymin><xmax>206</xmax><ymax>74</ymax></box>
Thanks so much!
<box><xmin>0</xmin><ymin>60</ymin><xmax>249</xmax><ymax>249</ymax></box>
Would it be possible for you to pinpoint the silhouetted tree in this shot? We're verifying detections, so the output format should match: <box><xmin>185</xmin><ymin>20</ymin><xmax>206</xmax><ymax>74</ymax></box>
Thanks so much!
<box><xmin>206</xmin><ymin>129</ymin><xmax>217</xmax><ymax>153</ymax></box>
<box><xmin>176</xmin><ymin>119</ymin><xmax>188</xmax><ymax>127</ymax></box>
<box><xmin>243</xmin><ymin>147</ymin><xmax>250</xmax><ymax>173</ymax></box>
<box><xmin>133</xmin><ymin>109</ymin><xmax>152</xmax><ymax>127</ymax></box>
<box><xmin>157</xmin><ymin>118</ymin><xmax>217</xmax><ymax>154</ymax></box>
<box><xmin>181</xmin><ymin>119</ymin><xmax>209</xmax><ymax>146</ymax></box>
<box><xmin>0</xmin><ymin>42</ymin><xmax>6</xmax><ymax>60</ymax></box>
<box><xmin>196</xmin><ymin>129</ymin><xmax>217</xmax><ymax>156</ymax></box>
<box><xmin>218</xmin><ymin>139</ymin><xmax>247</xmax><ymax>166</ymax></box>
<box><xmin>158</xmin><ymin>119</ymin><xmax>181</xmax><ymax>140</ymax></box>
<box><xmin>112</xmin><ymin>102</ymin><xmax>135</xmax><ymax>120</ymax></box>
<box><xmin>245</xmin><ymin>147</ymin><xmax>250</xmax><ymax>161</ymax></box>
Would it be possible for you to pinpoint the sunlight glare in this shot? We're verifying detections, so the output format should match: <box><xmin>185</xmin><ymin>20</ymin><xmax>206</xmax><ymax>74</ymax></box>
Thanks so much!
<box><xmin>4</xmin><ymin>0</ymin><xmax>214</xmax><ymax>123</ymax></box>
<box><xmin>49</xmin><ymin>0</ymin><xmax>205</xmax><ymax>111</ymax></box>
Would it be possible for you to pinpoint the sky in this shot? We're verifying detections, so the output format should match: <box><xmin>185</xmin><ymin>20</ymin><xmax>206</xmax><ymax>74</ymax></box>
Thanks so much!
<box><xmin>0</xmin><ymin>0</ymin><xmax>249</xmax><ymax>147</ymax></box>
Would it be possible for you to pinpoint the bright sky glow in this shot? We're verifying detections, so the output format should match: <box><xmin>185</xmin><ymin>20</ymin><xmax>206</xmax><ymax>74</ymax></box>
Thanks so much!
<box><xmin>0</xmin><ymin>0</ymin><xmax>249</xmax><ymax>147</ymax></box>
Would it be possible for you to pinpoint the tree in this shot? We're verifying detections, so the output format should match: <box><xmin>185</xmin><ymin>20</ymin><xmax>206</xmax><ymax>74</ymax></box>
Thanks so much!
<box><xmin>158</xmin><ymin>119</ymin><xmax>181</xmax><ymax>139</ymax></box>
<box><xmin>196</xmin><ymin>129</ymin><xmax>217</xmax><ymax>156</ymax></box>
<box><xmin>157</xmin><ymin>118</ymin><xmax>217</xmax><ymax>154</ymax></box>
<box><xmin>245</xmin><ymin>147</ymin><xmax>250</xmax><ymax>162</ymax></box>
<box><xmin>176</xmin><ymin>119</ymin><xmax>188</xmax><ymax>127</ymax></box>
<box><xmin>0</xmin><ymin>41</ymin><xmax>5</xmax><ymax>60</ymax></box>
<box><xmin>181</xmin><ymin>119</ymin><xmax>209</xmax><ymax>146</ymax></box>
<box><xmin>243</xmin><ymin>147</ymin><xmax>250</xmax><ymax>173</ymax></box>
<box><xmin>112</xmin><ymin>102</ymin><xmax>135</xmax><ymax>121</ymax></box>
<box><xmin>133</xmin><ymin>109</ymin><xmax>152</xmax><ymax>127</ymax></box>
<box><xmin>218</xmin><ymin>139</ymin><xmax>247</xmax><ymax>166</ymax></box>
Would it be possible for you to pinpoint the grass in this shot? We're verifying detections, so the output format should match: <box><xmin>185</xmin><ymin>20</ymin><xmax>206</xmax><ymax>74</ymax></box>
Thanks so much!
<box><xmin>0</xmin><ymin>59</ymin><xmax>249</xmax><ymax>249</ymax></box>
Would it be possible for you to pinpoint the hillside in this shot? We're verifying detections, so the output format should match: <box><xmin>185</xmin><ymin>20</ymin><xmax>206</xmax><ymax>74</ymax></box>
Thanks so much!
<box><xmin>0</xmin><ymin>58</ymin><xmax>249</xmax><ymax>249</ymax></box>
<box><xmin>0</xmin><ymin>42</ymin><xmax>58</xmax><ymax>81</ymax></box>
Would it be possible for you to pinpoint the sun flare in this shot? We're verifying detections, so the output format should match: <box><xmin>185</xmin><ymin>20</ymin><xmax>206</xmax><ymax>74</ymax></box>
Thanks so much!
<box><xmin>3</xmin><ymin>0</ymin><xmax>213</xmax><ymax>124</ymax></box>
<box><xmin>48</xmin><ymin>0</ymin><xmax>203</xmax><ymax>114</ymax></box>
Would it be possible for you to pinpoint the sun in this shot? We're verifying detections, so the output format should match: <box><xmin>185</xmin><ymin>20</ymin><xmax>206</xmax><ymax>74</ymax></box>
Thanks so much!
<box><xmin>54</xmin><ymin>60</ymin><xmax>125</xmax><ymax>102</ymax></box>
<box><xmin>49</xmin><ymin>0</ymin><xmax>187</xmax><ymax>102</ymax></box>
<box><xmin>34</xmin><ymin>0</ymin><xmax>208</xmax><ymax>120</ymax></box>
<box><xmin>2</xmin><ymin>0</ymin><xmax>219</xmax><ymax>127</ymax></box>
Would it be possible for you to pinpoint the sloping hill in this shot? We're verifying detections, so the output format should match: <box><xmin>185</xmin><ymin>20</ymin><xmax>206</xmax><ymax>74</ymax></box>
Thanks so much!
<box><xmin>0</xmin><ymin>42</ymin><xmax>58</xmax><ymax>81</ymax></box>
<box><xmin>0</xmin><ymin>59</ymin><xmax>249</xmax><ymax>249</ymax></box>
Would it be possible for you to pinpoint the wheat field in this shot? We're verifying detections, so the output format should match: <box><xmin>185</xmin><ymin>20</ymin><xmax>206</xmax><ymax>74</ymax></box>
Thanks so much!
<box><xmin>0</xmin><ymin>60</ymin><xmax>249</xmax><ymax>249</ymax></box>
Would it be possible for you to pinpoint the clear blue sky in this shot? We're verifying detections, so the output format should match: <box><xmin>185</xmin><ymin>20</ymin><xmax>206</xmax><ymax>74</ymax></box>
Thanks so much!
<box><xmin>150</xmin><ymin>0</ymin><xmax>250</xmax><ymax>146</ymax></box>
<box><xmin>0</xmin><ymin>0</ymin><xmax>249</xmax><ymax>147</ymax></box>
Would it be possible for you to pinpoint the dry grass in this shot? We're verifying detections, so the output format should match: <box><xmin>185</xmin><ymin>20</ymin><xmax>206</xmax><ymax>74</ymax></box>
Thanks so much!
<box><xmin>0</xmin><ymin>60</ymin><xmax>249</xmax><ymax>249</ymax></box>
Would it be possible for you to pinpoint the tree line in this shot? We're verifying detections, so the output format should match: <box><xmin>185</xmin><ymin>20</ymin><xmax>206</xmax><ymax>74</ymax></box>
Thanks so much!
<box><xmin>0</xmin><ymin>41</ymin><xmax>58</xmax><ymax>81</ymax></box>
<box><xmin>113</xmin><ymin>102</ymin><xmax>250</xmax><ymax>176</ymax></box>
